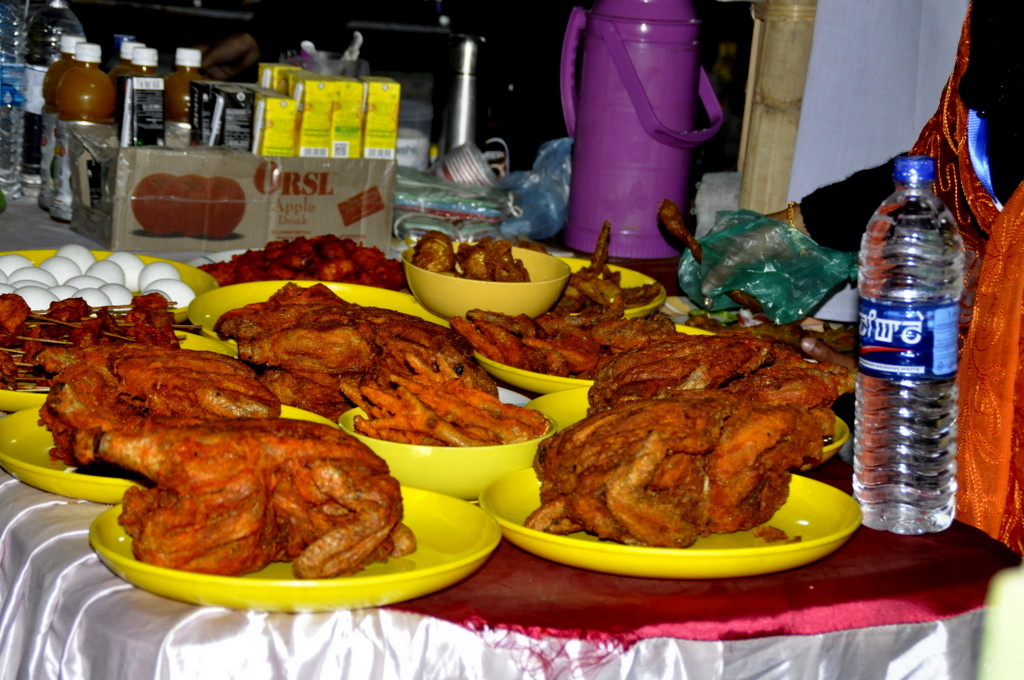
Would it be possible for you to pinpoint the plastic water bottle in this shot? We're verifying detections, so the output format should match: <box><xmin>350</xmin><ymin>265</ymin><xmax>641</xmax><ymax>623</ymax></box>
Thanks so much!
<box><xmin>0</xmin><ymin>0</ymin><xmax>27</xmax><ymax>200</ymax></box>
<box><xmin>21</xmin><ymin>0</ymin><xmax>83</xmax><ymax>197</ymax></box>
<box><xmin>853</xmin><ymin>154</ymin><xmax>965</xmax><ymax>534</ymax></box>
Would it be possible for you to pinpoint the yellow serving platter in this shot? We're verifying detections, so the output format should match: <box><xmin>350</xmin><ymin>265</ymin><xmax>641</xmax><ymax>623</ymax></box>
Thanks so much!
<box><xmin>187</xmin><ymin>280</ymin><xmax>448</xmax><ymax>338</ymax></box>
<box><xmin>478</xmin><ymin>468</ymin><xmax>861</xmax><ymax>579</ymax></box>
<box><xmin>90</xmin><ymin>486</ymin><xmax>501</xmax><ymax>611</ymax></box>
<box><xmin>526</xmin><ymin>385</ymin><xmax>850</xmax><ymax>471</ymax></box>
<box><xmin>3</xmin><ymin>250</ymin><xmax>219</xmax><ymax>322</ymax></box>
<box><xmin>557</xmin><ymin>256</ymin><xmax>667</xmax><ymax>318</ymax></box>
<box><xmin>0</xmin><ymin>405</ymin><xmax>338</xmax><ymax>504</ymax></box>
<box><xmin>0</xmin><ymin>332</ymin><xmax>236</xmax><ymax>413</ymax></box>
<box><xmin>474</xmin><ymin>325</ymin><xmax>714</xmax><ymax>395</ymax></box>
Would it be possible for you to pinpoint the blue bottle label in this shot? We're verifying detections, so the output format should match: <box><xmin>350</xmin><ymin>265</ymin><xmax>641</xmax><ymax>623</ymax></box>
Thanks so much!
<box><xmin>858</xmin><ymin>298</ymin><xmax>959</xmax><ymax>378</ymax></box>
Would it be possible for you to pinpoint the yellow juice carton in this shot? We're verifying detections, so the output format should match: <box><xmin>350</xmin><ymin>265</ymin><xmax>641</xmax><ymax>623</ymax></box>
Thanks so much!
<box><xmin>361</xmin><ymin>76</ymin><xmax>401</xmax><ymax>160</ymax></box>
<box><xmin>329</xmin><ymin>76</ymin><xmax>366</xmax><ymax>159</ymax></box>
<box><xmin>258</xmin><ymin>62</ymin><xmax>301</xmax><ymax>95</ymax></box>
<box><xmin>253</xmin><ymin>92</ymin><xmax>299</xmax><ymax>156</ymax></box>
<box><xmin>292</xmin><ymin>73</ymin><xmax>340</xmax><ymax>158</ymax></box>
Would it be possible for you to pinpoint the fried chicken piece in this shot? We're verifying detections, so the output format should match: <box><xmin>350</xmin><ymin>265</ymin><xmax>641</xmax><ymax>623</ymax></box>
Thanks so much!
<box><xmin>456</xmin><ymin>240</ymin><xmax>530</xmax><ymax>282</ymax></box>
<box><xmin>450</xmin><ymin>308</ymin><xmax>678</xmax><ymax>378</ymax></box>
<box><xmin>73</xmin><ymin>418</ymin><xmax>415</xmax><ymax>578</ymax></box>
<box><xmin>215</xmin><ymin>283</ymin><xmax>495</xmax><ymax>420</ymax></box>
<box><xmin>587</xmin><ymin>334</ymin><xmax>854</xmax><ymax>445</ymax></box>
<box><xmin>39</xmin><ymin>344</ymin><xmax>281</xmax><ymax>465</ymax></box>
<box><xmin>525</xmin><ymin>392</ymin><xmax>821</xmax><ymax>547</ymax></box>
<box><xmin>411</xmin><ymin>230</ymin><xmax>457</xmax><ymax>273</ymax></box>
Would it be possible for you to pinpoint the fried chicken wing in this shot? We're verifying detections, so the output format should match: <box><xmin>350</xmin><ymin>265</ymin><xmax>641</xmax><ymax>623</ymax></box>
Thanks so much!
<box><xmin>525</xmin><ymin>392</ymin><xmax>821</xmax><ymax>548</ymax></box>
<box><xmin>39</xmin><ymin>344</ymin><xmax>280</xmax><ymax>465</ymax></box>
<box><xmin>73</xmin><ymin>418</ymin><xmax>414</xmax><ymax>578</ymax></box>
<box><xmin>214</xmin><ymin>283</ymin><xmax>496</xmax><ymax>420</ymax></box>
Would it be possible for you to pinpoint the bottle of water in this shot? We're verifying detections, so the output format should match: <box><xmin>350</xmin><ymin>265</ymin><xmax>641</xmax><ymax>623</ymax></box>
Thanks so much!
<box><xmin>21</xmin><ymin>0</ymin><xmax>83</xmax><ymax>197</ymax></box>
<box><xmin>0</xmin><ymin>0</ymin><xmax>27</xmax><ymax>200</ymax></box>
<box><xmin>853</xmin><ymin>154</ymin><xmax>965</xmax><ymax>534</ymax></box>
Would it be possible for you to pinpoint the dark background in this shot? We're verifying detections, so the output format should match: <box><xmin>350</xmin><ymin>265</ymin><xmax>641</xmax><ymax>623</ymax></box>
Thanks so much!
<box><xmin>67</xmin><ymin>0</ymin><xmax>752</xmax><ymax>175</ymax></box>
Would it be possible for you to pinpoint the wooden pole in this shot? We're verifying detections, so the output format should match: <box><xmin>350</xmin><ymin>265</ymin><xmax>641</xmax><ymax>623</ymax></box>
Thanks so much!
<box><xmin>738</xmin><ymin>0</ymin><xmax>818</xmax><ymax>214</ymax></box>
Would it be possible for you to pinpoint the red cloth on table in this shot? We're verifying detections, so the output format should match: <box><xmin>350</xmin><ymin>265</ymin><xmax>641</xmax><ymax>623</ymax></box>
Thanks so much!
<box><xmin>389</xmin><ymin>459</ymin><xmax>1020</xmax><ymax>646</ymax></box>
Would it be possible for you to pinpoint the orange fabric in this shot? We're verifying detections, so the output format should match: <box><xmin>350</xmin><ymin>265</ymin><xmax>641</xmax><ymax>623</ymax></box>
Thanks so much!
<box><xmin>910</xmin><ymin>6</ymin><xmax>1024</xmax><ymax>554</ymax></box>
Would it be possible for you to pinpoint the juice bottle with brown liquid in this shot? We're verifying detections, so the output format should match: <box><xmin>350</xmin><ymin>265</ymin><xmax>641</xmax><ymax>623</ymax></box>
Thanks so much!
<box><xmin>37</xmin><ymin>32</ymin><xmax>86</xmax><ymax>210</ymax></box>
<box><xmin>164</xmin><ymin>47</ymin><xmax>205</xmax><ymax>148</ymax></box>
<box><xmin>51</xmin><ymin>41</ymin><xmax>117</xmax><ymax>221</ymax></box>
<box><xmin>106</xmin><ymin>40</ymin><xmax>145</xmax><ymax>85</ymax></box>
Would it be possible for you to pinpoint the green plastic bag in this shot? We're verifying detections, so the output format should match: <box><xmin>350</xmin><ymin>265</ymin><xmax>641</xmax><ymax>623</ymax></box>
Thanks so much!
<box><xmin>677</xmin><ymin>209</ymin><xmax>858</xmax><ymax>324</ymax></box>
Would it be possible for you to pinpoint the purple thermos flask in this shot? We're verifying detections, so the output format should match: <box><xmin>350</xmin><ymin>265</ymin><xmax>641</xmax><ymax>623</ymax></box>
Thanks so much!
<box><xmin>561</xmin><ymin>0</ymin><xmax>724</xmax><ymax>258</ymax></box>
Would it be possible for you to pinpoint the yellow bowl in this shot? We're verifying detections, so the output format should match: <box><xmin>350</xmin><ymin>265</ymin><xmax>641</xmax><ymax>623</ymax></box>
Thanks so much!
<box><xmin>402</xmin><ymin>246</ymin><xmax>571</xmax><ymax>319</ymax></box>
<box><xmin>339</xmin><ymin>407</ymin><xmax>555</xmax><ymax>501</ymax></box>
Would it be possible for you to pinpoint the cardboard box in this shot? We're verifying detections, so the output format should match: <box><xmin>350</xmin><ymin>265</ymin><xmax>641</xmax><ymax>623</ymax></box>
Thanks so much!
<box><xmin>70</xmin><ymin>145</ymin><xmax>395</xmax><ymax>254</ymax></box>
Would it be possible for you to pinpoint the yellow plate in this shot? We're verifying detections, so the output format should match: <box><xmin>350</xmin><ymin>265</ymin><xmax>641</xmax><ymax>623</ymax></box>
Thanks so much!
<box><xmin>0</xmin><ymin>405</ymin><xmax>338</xmax><ymax>504</ymax></box>
<box><xmin>3</xmin><ymin>250</ymin><xmax>219</xmax><ymax>322</ymax></box>
<box><xmin>0</xmin><ymin>332</ymin><xmax>237</xmax><ymax>413</ymax></box>
<box><xmin>474</xmin><ymin>325</ymin><xmax>714</xmax><ymax>395</ymax></box>
<box><xmin>187</xmin><ymin>280</ymin><xmax>448</xmax><ymax>337</ymax></box>
<box><xmin>558</xmin><ymin>257</ymin><xmax>667</xmax><ymax>318</ymax></box>
<box><xmin>89</xmin><ymin>487</ymin><xmax>501</xmax><ymax>611</ymax></box>
<box><xmin>478</xmin><ymin>468</ymin><xmax>861</xmax><ymax>579</ymax></box>
<box><xmin>526</xmin><ymin>385</ymin><xmax>850</xmax><ymax>471</ymax></box>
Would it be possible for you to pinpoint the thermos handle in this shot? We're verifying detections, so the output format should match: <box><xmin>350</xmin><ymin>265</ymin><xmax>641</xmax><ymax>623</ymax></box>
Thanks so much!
<box><xmin>599</xmin><ymin>19</ymin><xmax>724</xmax><ymax>149</ymax></box>
<box><xmin>560</xmin><ymin>6</ymin><xmax>588</xmax><ymax>135</ymax></box>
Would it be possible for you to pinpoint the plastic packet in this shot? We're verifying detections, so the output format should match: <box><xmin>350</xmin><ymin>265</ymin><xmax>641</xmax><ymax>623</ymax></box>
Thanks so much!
<box><xmin>677</xmin><ymin>209</ymin><xmax>858</xmax><ymax>324</ymax></box>
<box><xmin>392</xmin><ymin>166</ymin><xmax>513</xmax><ymax>243</ymax></box>
<box><xmin>497</xmin><ymin>137</ymin><xmax>573</xmax><ymax>240</ymax></box>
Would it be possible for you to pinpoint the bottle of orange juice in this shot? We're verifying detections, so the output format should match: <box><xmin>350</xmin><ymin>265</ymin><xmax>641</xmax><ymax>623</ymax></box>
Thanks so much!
<box><xmin>51</xmin><ymin>41</ymin><xmax>116</xmax><ymax>222</ymax></box>
<box><xmin>106</xmin><ymin>39</ymin><xmax>145</xmax><ymax>85</ymax></box>
<box><xmin>37</xmin><ymin>32</ymin><xmax>86</xmax><ymax>210</ymax></box>
<box><xmin>164</xmin><ymin>47</ymin><xmax>205</xmax><ymax>148</ymax></box>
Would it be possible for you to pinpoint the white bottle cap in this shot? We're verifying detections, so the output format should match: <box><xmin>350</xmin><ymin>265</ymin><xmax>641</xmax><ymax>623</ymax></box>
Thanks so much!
<box><xmin>74</xmin><ymin>42</ymin><xmax>103</xmax><ymax>64</ymax></box>
<box><xmin>60</xmin><ymin>34</ymin><xmax>86</xmax><ymax>55</ymax></box>
<box><xmin>132</xmin><ymin>47</ymin><xmax>159</xmax><ymax>68</ymax></box>
<box><xmin>119</xmin><ymin>40</ymin><xmax>145</xmax><ymax>61</ymax></box>
<box><xmin>174</xmin><ymin>47</ymin><xmax>202</xmax><ymax>68</ymax></box>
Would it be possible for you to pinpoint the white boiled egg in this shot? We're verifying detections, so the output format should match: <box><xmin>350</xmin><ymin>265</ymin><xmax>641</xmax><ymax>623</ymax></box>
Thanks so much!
<box><xmin>85</xmin><ymin>260</ymin><xmax>126</xmax><ymax>287</ymax></box>
<box><xmin>0</xmin><ymin>284</ymin><xmax>14</xmax><ymax>294</ymax></box>
<box><xmin>143</xmin><ymin>278</ymin><xmax>196</xmax><ymax>308</ymax></box>
<box><xmin>7</xmin><ymin>267</ymin><xmax>59</xmax><ymax>288</ymax></box>
<box><xmin>0</xmin><ymin>271</ymin><xmax>7</xmax><ymax>285</ymax></box>
<box><xmin>99</xmin><ymin>283</ymin><xmax>133</xmax><ymax>306</ymax></box>
<box><xmin>48</xmin><ymin>285</ymin><xmax>79</xmax><ymax>301</ymax></box>
<box><xmin>0</xmin><ymin>253</ymin><xmax>33</xmax><ymax>275</ymax></box>
<box><xmin>54</xmin><ymin>244</ymin><xmax>96</xmax><ymax>273</ymax></box>
<box><xmin>64</xmin><ymin>274</ymin><xmax>108</xmax><ymax>290</ymax></box>
<box><xmin>137</xmin><ymin>261</ymin><xmax>182</xmax><ymax>291</ymax></box>
<box><xmin>74</xmin><ymin>288</ymin><xmax>112</xmax><ymax>307</ymax></box>
<box><xmin>104</xmin><ymin>252</ymin><xmax>145</xmax><ymax>290</ymax></box>
<box><xmin>16</xmin><ymin>286</ymin><xmax>59</xmax><ymax>311</ymax></box>
<box><xmin>38</xmin><ymin>256</ymin><xmax>82</xmax><ymax>284</ymax></box>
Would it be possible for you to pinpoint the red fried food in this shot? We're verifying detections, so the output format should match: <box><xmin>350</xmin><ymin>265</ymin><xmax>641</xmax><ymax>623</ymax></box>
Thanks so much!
<box><xmin>347</xmin><ymin>354</ymin><xmax>550</xmax><ymax>446</ymax></box>
<box><xmin>39</xmin><ymin>344</ymin><xmax>281</xmax><ymax>465</ymax></box>
<box><xmin>73</xmin><ymin>418</ymin><xmax>415</xmax><ymax>578</ymax></box>
<box><xmin>214</xmin><ymin>283</ymin><xmax>496</xmax><ymax>420</ymax></box>
<box><xmin>199</xmin><ymin>235</ymin><xmax>406</xmax><ymax>290</ymax></box>
<box><xmin>525</xmin><ymin>392</ymin><xmax>821</xmax><ymax>547</ymax></box>
<box><xmin>586</xmin><ymin>333</ymin><xmax>855</xmax><ymax>441</ymax></box>
<box><xmin>450</xmin><ymin>308</ymin><xmax>678</xmax><ymax>378</ymax></box>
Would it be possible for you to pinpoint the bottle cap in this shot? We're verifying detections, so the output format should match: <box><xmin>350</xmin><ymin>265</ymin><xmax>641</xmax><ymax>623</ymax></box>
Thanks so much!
<box><xmin>894</xmin><ymin>155</ymin><xmax>936</xmax><ymax>184</ymax></box>
<box><xmin>119</xmin><ymin>40</ymin><xmax>145</xmax><ymax>61</ymax></box>
<box><xmin>132</xmin><ymin>47</ymin><xmax>159</xmax><ymax>68</ymax></box>
<box><xmin>74</xmin><ymin>42</ymin><xmax>103</xmax><ymax>64</ymax></box>
<box><xmin>60</xmin><ymin>34</ymin><xmax>86</xmax><ymax>55</ymax></box>
<box><xmin>174</xmin><ymin>47</ymin><xmax>202</xmax><ymax>68</ymax></box>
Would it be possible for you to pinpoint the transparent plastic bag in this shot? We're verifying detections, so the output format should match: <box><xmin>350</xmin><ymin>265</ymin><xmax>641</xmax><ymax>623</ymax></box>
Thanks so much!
<box><xmin>497</xmin><ymin>137</ymin><xmax>573</xmax><ymax>240</ymax></box>
<box><xmin>677</xmin><ymin>209</ymin><xmax>858</xmax><ymax>324</ymax></box>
